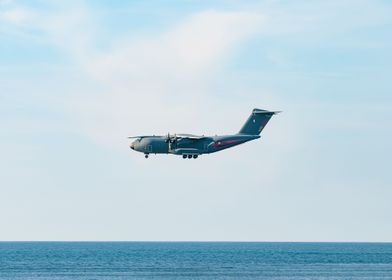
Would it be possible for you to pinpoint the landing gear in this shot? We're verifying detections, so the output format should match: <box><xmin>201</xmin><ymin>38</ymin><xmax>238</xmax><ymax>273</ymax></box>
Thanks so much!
<box><xmin>145</xmin><ymin>154</ymin><xmax>149</xmax><ymax>158</ymax></box>
<box><xmin>183</xmin><ymin>154</ymin><xmax>199</xmax><ymax>159</ymax></box>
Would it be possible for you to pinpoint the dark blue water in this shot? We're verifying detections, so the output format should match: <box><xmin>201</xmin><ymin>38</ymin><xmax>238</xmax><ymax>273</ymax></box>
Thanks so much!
<box><xmin>1</xmin><ymin>242</ymin><xmax>392</xmax><ymax>279</ymax></box>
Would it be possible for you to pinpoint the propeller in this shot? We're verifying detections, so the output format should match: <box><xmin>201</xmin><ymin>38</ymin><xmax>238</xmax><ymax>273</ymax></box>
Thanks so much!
<box><xmin>165</xmin><ymin>133</ymin><xmax>177</xmax><ymax>143</ymax></box>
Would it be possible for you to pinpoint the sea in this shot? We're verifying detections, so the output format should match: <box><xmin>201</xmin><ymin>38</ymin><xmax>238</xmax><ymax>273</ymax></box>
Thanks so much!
<box><xmin>0</xmin><ymin>242</ymin><xmax>391</xmax><ymax>279</ymax></box>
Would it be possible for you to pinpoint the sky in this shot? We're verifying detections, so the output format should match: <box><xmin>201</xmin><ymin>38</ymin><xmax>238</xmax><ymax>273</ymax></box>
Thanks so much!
<box><xmin>1</xmin><ymin>0</ymin><xmax>391</xmax><ymax>241</ymax></box>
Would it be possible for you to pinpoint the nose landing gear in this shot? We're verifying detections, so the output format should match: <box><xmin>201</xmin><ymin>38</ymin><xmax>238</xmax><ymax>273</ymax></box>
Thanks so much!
<box><xmin>145</xmin><ymin>154</ymin><xmax>149</xmax><ymax>158</ymax></box>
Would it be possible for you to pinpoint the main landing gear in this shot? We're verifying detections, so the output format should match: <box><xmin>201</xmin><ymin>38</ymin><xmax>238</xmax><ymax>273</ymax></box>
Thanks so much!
<box><xmin>183</xmin><ymin>154</ymin><xmax>198</xmax><ymax>159</ymax></box>
<box><xmin>145</xmin><ymin>154</ymin><xmax>149</xmax><ymax>158</ymax></box>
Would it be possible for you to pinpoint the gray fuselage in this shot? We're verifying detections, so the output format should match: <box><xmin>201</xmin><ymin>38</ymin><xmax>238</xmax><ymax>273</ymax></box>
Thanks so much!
<box><xmin>130</xmin><ymin>134</ymin><xmax>260</xmax><ymax>157</ymax></box>
<box><xmin>128</xmin><ymin>108</ymin><xmax>279</xmax><ymax>158</ymax></box>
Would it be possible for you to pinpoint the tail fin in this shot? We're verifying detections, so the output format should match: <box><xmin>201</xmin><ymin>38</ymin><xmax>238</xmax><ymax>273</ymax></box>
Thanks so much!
<box><xmin>238</xmin><ymin>108</ymin><xmax>280</xmax><ymax>135</ymax></box>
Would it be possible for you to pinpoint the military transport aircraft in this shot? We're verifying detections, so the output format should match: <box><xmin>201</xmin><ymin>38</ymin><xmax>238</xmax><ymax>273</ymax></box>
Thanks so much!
<box><xmin>128</xmin><ymin>108</ymin><xmax>280</xmax><ymax>159</ymax></box>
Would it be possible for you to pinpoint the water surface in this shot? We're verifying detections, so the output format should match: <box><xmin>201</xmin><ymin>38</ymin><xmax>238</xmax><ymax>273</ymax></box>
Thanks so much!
<box><xmin>1</xmin><ymin>242</ymin><xmax>391</xmax><ymax>279</ymax></box>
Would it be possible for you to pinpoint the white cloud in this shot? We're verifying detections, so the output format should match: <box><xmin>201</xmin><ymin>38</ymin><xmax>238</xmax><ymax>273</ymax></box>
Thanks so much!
<box><xmin>0</xmin><ymin>7</ymin><xmax>31</xmax><ymax>24</ymax></box>
<box><xmin>58</xmin><ymin>9</ymin><xmax>266</xmax><ymax>148</ymax></box>
<box><xmin>84</xmin><ymin>10</ymin><xmax>264</xmax><ymax>83</ymax></box>
<box><xmin>0</xmin><ymin>3</ymin><xmax>266</xmax><ymax>148</ymax></box>
<box><xmin>163</xmin><ymin>11</ymin><xmax>263</xmax><ymax>73</ymax></box>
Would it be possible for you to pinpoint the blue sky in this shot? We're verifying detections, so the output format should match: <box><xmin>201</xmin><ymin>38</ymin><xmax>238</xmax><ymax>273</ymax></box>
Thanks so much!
<box><xmin>1</xmin><ymin>0</ymin><xmax>391</xmax><ymax>241</ymax></box>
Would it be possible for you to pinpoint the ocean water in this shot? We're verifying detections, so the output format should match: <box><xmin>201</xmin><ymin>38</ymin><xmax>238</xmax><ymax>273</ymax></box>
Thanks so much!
<box><xmin>0</xmin><ymin>242</ymin><xmax>392</xmax><ymax>279</ymax></box>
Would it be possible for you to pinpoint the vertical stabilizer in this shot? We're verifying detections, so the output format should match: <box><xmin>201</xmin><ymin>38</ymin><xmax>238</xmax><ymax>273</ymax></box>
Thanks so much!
<box><xmin>238</xmin><ymin>108</ymin><xmax>280</xmax><ymax>135</ymax></box>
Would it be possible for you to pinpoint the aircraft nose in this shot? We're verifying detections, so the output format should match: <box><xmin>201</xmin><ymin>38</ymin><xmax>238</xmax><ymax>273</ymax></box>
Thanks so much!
<box><xmin>130</xmin><ymin>143</ymin><xmax>135</xmax><ymax>150</ymax></box>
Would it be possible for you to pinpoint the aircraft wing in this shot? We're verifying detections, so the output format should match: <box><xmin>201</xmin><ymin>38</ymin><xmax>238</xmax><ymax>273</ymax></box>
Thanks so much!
<box><xmin>176</xmin><ymin>134</ymin><xmax>208</xmax><ymax>140</ymax></box>
<box><xmin>127</xmin><ymin>134</ymin><xmax>210</xmax><ymax>141</ymax></box>
<box><xmin>127</xmin><ymin>135</ymin><xmax>154</xmax><ymax>139</ymax></box>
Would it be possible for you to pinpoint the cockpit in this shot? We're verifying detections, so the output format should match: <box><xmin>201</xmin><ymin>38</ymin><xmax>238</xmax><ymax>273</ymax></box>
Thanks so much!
<box><xmin>130</xmin><ymin>138</ymin><xmax>141</xmax><ymax>150</ymax></box>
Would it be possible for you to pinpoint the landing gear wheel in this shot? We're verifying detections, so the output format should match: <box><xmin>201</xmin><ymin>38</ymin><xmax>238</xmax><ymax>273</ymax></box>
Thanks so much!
<box><xmin>182</xmin><ymin>155</ymin><xmax>187</xmax><ymax>159</ymax></box>
<box><xmin>187</xmin><ymin>155</ymin><xmax>192</xmax><ymax>159</ymax></box>
<box><xmin>145</xmin><ymin>154</ymin><xmax>149</xmax><ymax>158</ymax></box>
<box><xmin>193</xmin><ymin>155</ymin><xmax>198</xmax><ymax>159</ymax></box>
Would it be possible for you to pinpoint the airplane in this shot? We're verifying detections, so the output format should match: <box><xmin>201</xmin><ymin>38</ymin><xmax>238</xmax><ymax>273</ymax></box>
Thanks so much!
<box><xmin>128</xmin><ymin>108</ymin><xmax>280</xmax><ymax>159</ymax></box>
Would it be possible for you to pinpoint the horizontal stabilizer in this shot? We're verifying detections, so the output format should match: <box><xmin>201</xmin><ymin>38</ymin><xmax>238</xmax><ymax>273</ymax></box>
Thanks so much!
<box><xmin>253</xmin><ymin>108</ymin><xmax>282</xmax><ymax>115</ymax></box>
